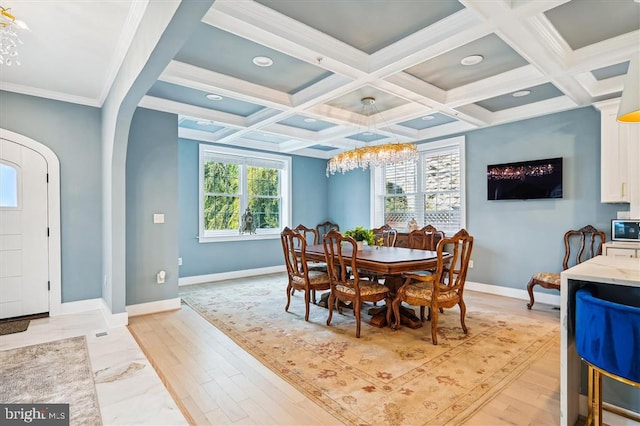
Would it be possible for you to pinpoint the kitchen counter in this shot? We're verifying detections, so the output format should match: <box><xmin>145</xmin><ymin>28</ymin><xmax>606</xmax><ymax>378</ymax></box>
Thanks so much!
<box><xmin>560</xmin><ymin>255</ymin><xmax>640</xmax><ymax>425</ymax></box>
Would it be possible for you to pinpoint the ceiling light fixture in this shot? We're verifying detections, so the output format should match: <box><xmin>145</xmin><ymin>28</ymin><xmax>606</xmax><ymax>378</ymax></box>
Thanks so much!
<box><xmin>252</xmin><ymin>56</ymin><xmax>273</xmax><ymax>67</ymax></box>
<box><xmin>421</xmin><ymin>115</ymin><xmax>435</xmax><ymax>120</ymax></box>
<box><xmin>0</xmin><ymin>5</ymin><xmax>28</xmax><ymax>66</ymax></box>
<box><xmin>460</xmin><ymin>55</ymin><xmax>483</xmax><ymax>66</ymax></box>
<box><xmin>512</xmin><ymin>90</ymin><xmax>531</xmax><ymax>97</ymax></box>
<box><xmin>205</xmin><ymin>94</ymin><xmax>222</xmax><ymax>101</ymax></box>
<box><xmin>617</xmin><ymin>52</ymin><xmax>640</xmax><ymax>123</ymax></box>
<box><xmin>326</xmin><ymin>97</ymin><xmax>418</xmax><ymax>176</ymax></box>
<box><xmin>303</xmin><ymin>118</ymin><xmax>317</xmax><ymax>123</ymax></box>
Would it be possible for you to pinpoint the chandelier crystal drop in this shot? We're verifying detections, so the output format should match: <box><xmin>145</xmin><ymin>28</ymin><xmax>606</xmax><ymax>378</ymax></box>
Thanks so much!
<box><xmin>0</xmin><ymin>5</ymin><xmax>27</xmax><ymax>66</ymax></box>
<box><xmin>326</xmin><ymin>97</ymin><xmax>418</xmax><ymax>176</ymax></box>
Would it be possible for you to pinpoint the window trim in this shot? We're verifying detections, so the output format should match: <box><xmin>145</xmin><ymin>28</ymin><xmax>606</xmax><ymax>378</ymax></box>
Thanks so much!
<box><xmin>0</xmin><ymin>160</ymin><xmax>21</xmax><ymax>210</ymax></box>
<box><xmin>198</xmin><ymin>144</ymin><xmax>292</xmax><ymax>243</ymax></box>
<box><xmin>371</xmin><ymin>135</ymin><xmax>466</xmax><ymax>233</ymax></box>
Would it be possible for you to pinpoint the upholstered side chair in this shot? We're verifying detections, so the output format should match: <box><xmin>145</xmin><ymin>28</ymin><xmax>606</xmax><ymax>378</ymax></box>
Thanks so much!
<box><xmin>526</xmin><ymin>225</ymin><xmax>606</xmax><ymax>310</ymax></box>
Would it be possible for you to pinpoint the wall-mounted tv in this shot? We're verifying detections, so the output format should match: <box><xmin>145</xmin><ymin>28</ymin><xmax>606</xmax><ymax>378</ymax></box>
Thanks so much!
<box><xmin>487</xmin><ymin>157</ymin><xmax>563</xmax><ymax>200</ymax></box>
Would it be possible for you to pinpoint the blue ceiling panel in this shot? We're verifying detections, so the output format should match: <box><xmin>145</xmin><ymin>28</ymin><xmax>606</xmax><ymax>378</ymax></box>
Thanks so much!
<box><xmin>591</xmin><ymin>61</ymin><xmax>630</xmax><ymax>81</ymax></box>
<box><xmin>346</xmin><ymin>132</ymin><xmax>387</xmax><ymax>143</ymax></box>
<box><xmin>475</xmin><ymin>83</ymin><xmax>564</xmax><ymax>112</ymax></box>
<box><xmin>180</xmin><ymin>118</ymin><xmax>226</xmax><ymax>133</ymax></box>
<box><xmin>309</xmin><ymin>145</ymin><xmax>340</xmax><ymax>152</ymax></box>
<box><xmin>277</xmin><ymin>115</ymin><xmax>337</xmax><ymax>131</ymax></box>
<box><xmin>399</xmin><ymin>113</ymin><xmax>458</xmax><ymax>130</ymax></box>
<box><xmin>148</xmin><ymin>81</ymin><xmax>265</xmax><ymax>116</ymax></box>
<box><xmin>176</xmin><ymin>24</ymin><xmax>332</xmax><ymax>94</ymax></box>
<box><xmin>243</xmin><ymin>131</ymin><xmax>291</xmax><ymax>144</ymax></box>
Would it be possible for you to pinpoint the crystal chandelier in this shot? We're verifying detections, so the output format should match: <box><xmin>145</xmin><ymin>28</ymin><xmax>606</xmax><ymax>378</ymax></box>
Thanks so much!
<box><xmin>326</xmin><ymin>97</ymin><xmax>418</xmax><ymax>176</ymax></box>
<box><xmin>0</xmin><ymin>5</ymin><xmax>28</xmax><ymax>66</ymax></box>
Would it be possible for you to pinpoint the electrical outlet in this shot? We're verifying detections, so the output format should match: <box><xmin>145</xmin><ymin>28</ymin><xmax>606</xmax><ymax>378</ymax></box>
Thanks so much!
<box><xmin>469</xmin><ymin>260</ymin><xmax>474</xmax><ymax>268</ymax></box>
<box><xmin>178</xmin><ymin>257</ymin><xmax>183</xmax><ymax>266</ymax></box>
<box><xmin>157</xmin><ymin>270</ymin><xmax>166</xmax><ymax>284</ymax></box>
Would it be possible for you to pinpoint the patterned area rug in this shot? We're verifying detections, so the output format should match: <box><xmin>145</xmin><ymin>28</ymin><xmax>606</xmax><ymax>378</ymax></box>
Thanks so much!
<box><xmin>182</xmin><ymin>275</ymin><xmax>559</xmax><ymax>425</ymax></box>
<box><xmin>0</xmin><ymin>336</ymin><xmax>102</xmax><ymax>425</ymax></box>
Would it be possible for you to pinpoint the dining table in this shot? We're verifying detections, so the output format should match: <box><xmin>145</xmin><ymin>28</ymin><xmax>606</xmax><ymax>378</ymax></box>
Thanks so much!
<box><xmin>302</xmin><ymin>243</ymin><xmax>450</xmax><ymax>328</ymax></box>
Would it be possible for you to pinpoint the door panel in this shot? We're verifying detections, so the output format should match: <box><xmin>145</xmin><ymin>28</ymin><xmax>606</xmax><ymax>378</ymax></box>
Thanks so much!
<box><xmin>0</xmin><ymin>140</ymin><xmax>48</xmax><ymax>319</ymax></box>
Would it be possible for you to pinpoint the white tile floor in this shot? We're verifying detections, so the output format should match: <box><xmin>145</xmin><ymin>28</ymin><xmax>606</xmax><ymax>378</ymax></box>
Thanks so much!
<box><xmin>0</xmin><ymin>310</ymin><xmax>187</xmax><ymax>425</ymax></box>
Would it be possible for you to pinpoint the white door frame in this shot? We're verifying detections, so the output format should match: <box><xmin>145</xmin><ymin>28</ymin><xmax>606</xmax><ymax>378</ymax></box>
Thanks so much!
<box><xmin>0</xmin><ymin>128</ymin><xmax>61</xmax><ymax>316</ymax></box>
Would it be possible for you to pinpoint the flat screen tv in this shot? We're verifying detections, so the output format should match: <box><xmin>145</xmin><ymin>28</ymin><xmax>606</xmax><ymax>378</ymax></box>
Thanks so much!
<box><xmin>487</xmin><ymin>157</ymin><xmax>563</xmax><ymax>200</ymax></box>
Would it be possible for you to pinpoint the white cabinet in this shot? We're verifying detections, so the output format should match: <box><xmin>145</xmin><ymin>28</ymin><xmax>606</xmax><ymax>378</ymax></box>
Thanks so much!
<box><xmin>594</xmin><ymin>99</ymin><xmax>639</xmax><ymax>212</ymax></box>
<box><xmin>603</xmin><ymin>242</ymin><xmax>640</xmax><ymax>258</ymax></box>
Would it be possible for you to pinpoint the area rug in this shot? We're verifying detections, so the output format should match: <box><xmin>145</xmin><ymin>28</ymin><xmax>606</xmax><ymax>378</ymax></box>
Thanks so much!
<box><xmin>0</xmin><ymin>336</ymin><xmax>102</xmax><ymax>425</ymax></box>
<box><xmin>182</xmin><ymin>275</ymin><xmax>559</xmax><ymax>425</ymax></box>
<box><xmin>0</xmin><ymin>319</ymin><xmax>29</xmax><ymax>335</ymax></box>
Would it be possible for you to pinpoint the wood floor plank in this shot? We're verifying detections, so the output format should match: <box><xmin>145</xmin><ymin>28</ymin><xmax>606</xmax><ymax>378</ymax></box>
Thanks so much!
<box><xmin>128</xmin><ymin>284</ymin><xmax>562</xmax><ymax>426</ymax></box>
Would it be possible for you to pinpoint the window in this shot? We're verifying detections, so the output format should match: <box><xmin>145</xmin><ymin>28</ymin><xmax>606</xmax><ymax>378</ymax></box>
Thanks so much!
<box><xmin>0</xmin><ymin>162</ymin><xmax>19</xmax><ymax>208</ymax></box>
<box><xmin>199</xmin><ymin>144</ymin><xmax>291</xmax><ymax>242</ymax></box>
<box><xmin>372</xmin><ymin>136</ymin><xmax>465</xmax><ymax>235</ymax></box>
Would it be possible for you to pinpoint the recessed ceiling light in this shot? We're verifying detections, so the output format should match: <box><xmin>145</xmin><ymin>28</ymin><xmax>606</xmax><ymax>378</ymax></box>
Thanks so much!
<box><xmin>421</xmin><ymin>115</ymin><xmax>435</xmax><ymax>120</ymax></box>
<box><xmin>303</xmin><ymin>118</ymin><xmax>317</xmax><ymax>123</ymax></box>
<box><xmin>252</xmin><ymin>56</ymin><xmax>273</xmax><ymax>67</ymax></box>
<box><xmin>205</xmin><ymin>94</ymin><xmax>222</xmax><ymax>101</ymax></box>
<box><xmin>196</xmin><ymin>120</ymin><xmax>211</xmax><ymax>125</ymax></box>
<box><xmin>460</xmin><ymin>55</ymin><xmax>484</xmax><ymax>66</ymax></box>
<box><xmin>363</xmin><ymin>132</ymin><xmax>373</xmax><ymax>136</ymax></box>
<box><xmin>512</xmin><ymin>90</ymin><xmax>532</xmax><ymax>97</ymax></box>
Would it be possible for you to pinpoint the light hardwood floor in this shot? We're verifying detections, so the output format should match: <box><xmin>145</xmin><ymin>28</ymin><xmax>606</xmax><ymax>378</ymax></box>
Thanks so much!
<box><xmin>128</xmin><ymin>281</ymin><xmax>561</xmax><ymax>425</ymax></box>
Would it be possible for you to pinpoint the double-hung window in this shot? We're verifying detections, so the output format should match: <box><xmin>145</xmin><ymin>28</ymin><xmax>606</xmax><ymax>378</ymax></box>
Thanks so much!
<box><xmin>372</xmin><ymin>136</ymin><xmax>465</xmax><ymax>235</ymax></box>
<box><xmin>199</xmin><ymin>144</ymin><xmax>291</xmax><ymax>242</ymax></box>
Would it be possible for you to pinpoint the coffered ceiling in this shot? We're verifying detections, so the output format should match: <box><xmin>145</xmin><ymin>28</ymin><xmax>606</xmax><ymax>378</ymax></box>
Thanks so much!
<box><xmin>1</xmin><ymin>0</ymin><xmax>639</xmax><ymax>160</ymax></box>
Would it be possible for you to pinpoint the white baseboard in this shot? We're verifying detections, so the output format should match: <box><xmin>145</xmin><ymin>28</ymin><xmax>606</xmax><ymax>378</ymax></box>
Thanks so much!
<box><xmin>579</xmin><ymin>395</ymin><xmax>640</xmax><ymax>426</ymax></box>
<box><xmin>126</xmin><ymin>297</ymin><xmax>181</xmax><ymax>317</ymax></box>
<box><xmin>59</xmin><ymin>298</ymin><xmax>102</xmax><ymax>315</ymax></box>
<box><xmin>465</xmin><ymin>280</ymin><xmax>561</xmax><ymax>307</ymax></box>
<box><xmin>179</xmin><ymin>265</ymin><xmax>287</xmax><ymax>286</ymax></box>
<box><xmin>100</xmin><ymin>299</ymin><xmax>129</xmax><ymax>328</ymax></box>
<box><xmin>58</xmin><ymin>297</ymin><xmax>128</xmax><ymax>328</ymax></box>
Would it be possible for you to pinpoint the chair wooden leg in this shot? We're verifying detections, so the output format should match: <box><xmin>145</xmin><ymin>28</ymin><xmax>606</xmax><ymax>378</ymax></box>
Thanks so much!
<box><xmin>430</xmin><ymin>304</ymin><xmax>439</xmax><ymax>345</ymax></box>
<box><xmin>459</xmin><ymin>299</ymin><xmax>468</xmax><ymax>334</ymax></box>
<box><xmin>326</xmin><ymin>292</ymin><xmax>335</xmax><ymax>326</ymax></box>
<box><xmin>391</xmin><ymin>295</ymin><xmax>401</xmax><ymax>330</ymax></box>
<box><xmin>420</xmin><ymin>306</ymin><xmax>426</xmax><ymax>322</ymax></box>
<box><xmin>304</xmin><ymin>290</ymin><xmax>311</xmax><ymax>322</ymax></box>
<box><xmin>311</xmin><ymin>289</ymin><xmax>316</xmax><ymax>304</ymax></box>
<box><xmin>354</xmin><ymin>299</ymin><xmax>361</xmax><ymax>338</ymax></box>
<box><xmin>285</xmin><ymin>284</ymin><xmax>292</xmax><ymax>312</ymax></box>
<box><xmin>526</xmin><ymin>278</ymin><xmax>536</xmax><ymax>309</ymax></box>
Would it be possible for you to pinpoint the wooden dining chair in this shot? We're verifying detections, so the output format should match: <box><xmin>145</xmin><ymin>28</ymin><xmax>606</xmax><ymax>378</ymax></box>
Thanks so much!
<box><xmin>281</xmin><ymin>227</ymin><xmax>331</xmax><ymax>321</ymax></box>
<box><xmin>392</xmin><ymin>228</ymin><xmax>474</xmax><ymax>345</ymax></box>
<box><xmin>372</xmin><ymin>224</ymin><xmax>398</xmax><ymax>247</ymax></box>
<box><xmin>360</xmin><ymin>224</ymin><xmax>398</xmax><ymax>285</ymax></box>
<box><xmin>323</xmin><ymin>229</ymin><xmax>391</xmax><ymax>338</ymax></box>
<box><xmin>316</xmin><ymin>220</ymin><xmax>339</xmax><ymax>240</ymax></box>
<box><xmin>526</xmin><ymin>225</ymin><xmax>606</xmax><ymax>310</ymax></box>
<box><xmin>407</xmin><ymin>225</ymin><xmax>445</xmax><ymax>250</ymax></box>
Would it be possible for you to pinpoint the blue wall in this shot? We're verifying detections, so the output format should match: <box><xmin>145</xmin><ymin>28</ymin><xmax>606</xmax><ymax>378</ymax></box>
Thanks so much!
<box><xmin>325</xmin><ymin>107</ymin><xmax>624</xmax><ymax>293</ymax></box>
<box><xmin>464</xmin><ymin>106</ymin><xmax>623</xmax><ymax>290</ymax></box>
<box><xmin>0</xmin><ymin>91</ymin><xmax>103</xmax><ymax>303</ymax></box>
<box><xmin>327</xmin><ymin>168</ymin><xmax>371</xmax><ymax>231</ymax></box>
<box><xmin>126</xmin><ymin>108</ymin><xmax>180</xmax><ymax>304</ymax></box>
<box><xmin>177</xmin><ymin>138</ymin><xmax>330</xmax><ymax>277</ymax></box>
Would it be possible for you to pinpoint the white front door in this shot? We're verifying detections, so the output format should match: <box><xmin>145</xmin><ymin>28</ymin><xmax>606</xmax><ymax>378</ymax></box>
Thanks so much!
<box><xmin>0</xmin><ymin>139</ymin><xmax>49</xmax><ymax>319</ymax></box>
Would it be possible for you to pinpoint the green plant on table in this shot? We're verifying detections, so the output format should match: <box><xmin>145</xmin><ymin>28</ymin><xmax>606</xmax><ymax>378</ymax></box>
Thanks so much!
<box><xmin>344</xmin><ymin>226</ymin><xmax>376</xmax><ymax>246</ymax></box>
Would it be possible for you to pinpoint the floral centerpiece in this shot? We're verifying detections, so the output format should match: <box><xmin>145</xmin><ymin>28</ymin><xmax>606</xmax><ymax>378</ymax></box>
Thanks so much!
<box><xmin>344</xmin><ymin>226</ymin><xmax>376</xmax><ymax>247</ymax></box>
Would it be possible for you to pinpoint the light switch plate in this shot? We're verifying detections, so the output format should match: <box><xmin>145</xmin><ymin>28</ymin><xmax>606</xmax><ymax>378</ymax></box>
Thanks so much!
<box><xmin>153</xmin><ymin>213</ymin><xmax>165</xmax><ymax>224</ymax></box>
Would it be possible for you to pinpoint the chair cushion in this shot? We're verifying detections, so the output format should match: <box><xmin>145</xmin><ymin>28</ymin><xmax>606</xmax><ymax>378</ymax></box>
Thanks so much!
<box><xmin>576</xmin><ymin>287</ymin><xmax>640</xmax><ymax>383</ymax></box>
<box><xmin>292</xmin><ymin>270</ymin><xmax>330</xmax><ymax>285</ymax></box>
<box><xmin>404</xmin><ymin>282</ymin><xmax>458</xmax><ymax>302</ymax></box>
<box><xmin>337</xmin><ymin>281</ymin><xmax>389</xmax><ymax>296</ymax></box>
<box><xmin>532</xmin><ymin>272</ymin><xmax>561</xmax><ymax>286</ymax></box>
